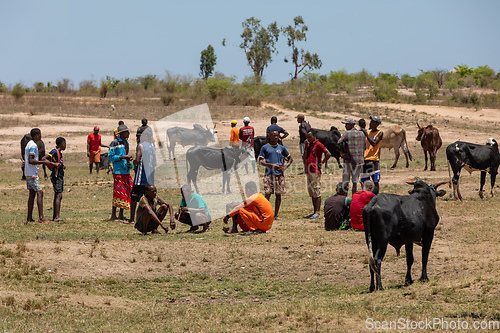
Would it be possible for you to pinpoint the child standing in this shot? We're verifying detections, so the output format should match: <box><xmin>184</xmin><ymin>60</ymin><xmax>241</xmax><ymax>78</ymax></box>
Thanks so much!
<box><xmin>45</xmin><ymin>137</ymin><xmax>66</xmax><ymax>221</ymax></box>
<box><xmin>25</xmin><ymin>128</ymin><xmax>54</xmax><ymax>223</ymax></box>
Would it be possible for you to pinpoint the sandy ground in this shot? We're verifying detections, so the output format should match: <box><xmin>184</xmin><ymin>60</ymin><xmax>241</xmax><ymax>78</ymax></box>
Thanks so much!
<box><xmin>3</xmin><ymin>102</ymin><xmax>498</xmax><ymax>161</ymax></box>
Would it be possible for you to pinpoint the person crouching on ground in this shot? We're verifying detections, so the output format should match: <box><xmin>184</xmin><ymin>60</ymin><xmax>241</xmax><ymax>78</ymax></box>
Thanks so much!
<box><xmin>134</xmin><ymin>184</ymin><xmax>173</xmax><ymax>235</ymax></box>
<box><xmin>223</xmin><ymin>181</ymin><xmax>274</xmax><ymax>234</ymax></box>
<box><xmin>175</xmin><ymin>184</ymin><xmax>212</xmax><ymax>233</ymax></box>
<box><xmin>350</xmin><ymin>180</ymin><xmax>376</xmax><ymax>231</ymax></box>
<box><xmin>324</xmin><ymin>182</ymin><xmax>351</xmax><ymax>231</ymax></box>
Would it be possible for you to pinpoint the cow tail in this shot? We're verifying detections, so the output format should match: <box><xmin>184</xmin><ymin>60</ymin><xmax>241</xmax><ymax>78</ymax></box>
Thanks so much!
<box><xmin>402</xmin><ymin>129</ymin><xmax>413</xmax><ymax>161</ymax></box>
<box><xmin>363</xmin><ymin>202</ymin><xmax>380</xmax><ymax>276</ymax></box>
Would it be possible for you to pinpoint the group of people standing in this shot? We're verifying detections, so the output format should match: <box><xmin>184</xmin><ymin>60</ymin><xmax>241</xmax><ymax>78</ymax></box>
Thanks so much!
<box><xmin>229</xmin><ymin>113</ymin><xmax>385</xmax><ymax>233</ymax></box>
<box><xmin>24</xmin><ymin>111</ymin><xmax>384</xmax><ymax>236</ymax></box>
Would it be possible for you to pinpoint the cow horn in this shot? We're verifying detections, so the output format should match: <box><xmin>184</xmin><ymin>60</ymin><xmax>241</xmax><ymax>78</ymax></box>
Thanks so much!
<box><xmin>416</xmin><ymin>122</ymin><xmax>422</xmax><ymax>130</ymax></box>
<box><xmin>406</xmin><ymin>181</ymin><xmax>415</xmax><ymax>185</ymax></box>
<box><xmin>433</xmin><ymin>181</ymin><xmax>450</xmax><ymax>189</ymax></box>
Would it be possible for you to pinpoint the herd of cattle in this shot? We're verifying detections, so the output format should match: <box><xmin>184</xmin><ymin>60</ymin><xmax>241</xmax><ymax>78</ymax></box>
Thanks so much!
<box><xmin>19</xmin><ymin>121</ymin><xmax>499</xmax><ymax>291</ymax></box>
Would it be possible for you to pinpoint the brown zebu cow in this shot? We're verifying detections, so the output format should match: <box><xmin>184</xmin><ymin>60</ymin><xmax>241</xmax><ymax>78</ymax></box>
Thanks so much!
<box><xmin>416</xmin><ymin>123</ymin><xmax>442</xmax><ymax>171</ymax></box>
<box><xmin>380</xmin><ymin>125</ymin><xmax>413</xmax><ymax>169</ymax></box>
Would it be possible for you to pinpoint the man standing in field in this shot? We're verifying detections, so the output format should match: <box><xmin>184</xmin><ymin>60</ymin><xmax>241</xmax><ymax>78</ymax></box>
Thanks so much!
<box><xmin>337</xmin><ymin>118</ymin><xmax>366</xmax><ymax>194</ymax></box>
<box><xmin>129</xmin><ymin>127</ymin><xmax>157</xmax><ymax>224</ymax></box>
<box><xmin>303</xmin><ymin>129</ymin><xmax>331</xmax><ymax>219</ymax></box>
<box><xmin>239</xmin><ymin>116</ymin><xmax>256</xmax><ymax>173</ymax></box>
<box><xmin>360</xmin><ymin>116</ymin><xmax>383</xmax><ymax>194</ymax></box>
<box><xmin>44</xmin><ymin>137</ymin><xmax>66</xmax><ymax>222</ymax></box>
<box><xmin>87</xmin><ymin>126</ymin><xmax>108</xmax><ymax>174</ymax></box>
<box><xmin>108</xmin><ymin>124</ymin><xmax>134</xmax><ymax>221</ymax></box>
<box><xmin>25</xmin><ymin>128</ymin><xmax>56</xmax><ymax>224</ymax></box>
<box><xmin>258</xmin><ymin>130</ymin><xmax>293</xmax><ymax>220</ymax></box>
<box><xmin>266</xmin><ymin>116</ymin><xmax>289</xmax><ymax>144</ymax></box>
<box><xmin>230</xmin><ymin>120</ymin><xmax>240</xmax><ymax>147</ymax></box>
<box><xmin>296</xmin><ymin>113</ymin><xmax>311</xmax><ymax>174</ymax></box>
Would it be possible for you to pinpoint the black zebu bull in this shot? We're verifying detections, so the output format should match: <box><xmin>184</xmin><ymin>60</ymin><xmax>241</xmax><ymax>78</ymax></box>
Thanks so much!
<box><xmin>252</xmin><ymin>136</ymin><xmax>267</xmax><ymax>161</ymax></box>
<box><xmin>167</xmin><ymin>124</ymin><xmax>216</xmax><ymax>160</ymax></box>
<box><xmin>313</xmin><ymin>127</ymin><xmax>342</xmax><ymax>169</ymax></box>
<box><xmin>186</xmin><ymin>146</ymin><xmax>246</xmax><ymax>193</ymax></box>
<box><xmin>20</xmin><ymin>134</ymin><xmax>47</xmax><ymax>180</ymax></box>
<box><xmin>446</xmin><ymin>139</ymin><xmax>499</xmax><ymax>200</ymax></box>
<box><xmin>99</xmin><ymin>152</ymin><xmax>113</xmax><ymax>174</ymax></box>
<box><xmin>363</xmin><ymin>180</ymin><xmax>448</xmax><ymax>292</ymax></box>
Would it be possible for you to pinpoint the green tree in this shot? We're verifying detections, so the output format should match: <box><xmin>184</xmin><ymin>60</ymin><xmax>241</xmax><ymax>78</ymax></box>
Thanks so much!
<box><xmin>473</xmin><ymin>65</ymin><xmax>495</xmax><ymax>87</ymax></box>
<box><xmin>454</xmin><ymin>64</ymin><xmax>474</xmax><ymax>77</ymax></box>
<box><xmin>238</xmin><ymin>17</ymin><xmax>280</xmax><ymax>83</ymax></box>
<box><xmin>11</xmin><ymin>83</ymin><xmax>26</xmax><ymax>100</ymax></box>
<box><xmin>281</xmin><ymin>16</ymin><xmax>322</xmax><ymax>80</ymax></box>
<box><xmin>200</xmin><ymin>45</ymin><xmax>217</xmax><ymax>80</ymax></box>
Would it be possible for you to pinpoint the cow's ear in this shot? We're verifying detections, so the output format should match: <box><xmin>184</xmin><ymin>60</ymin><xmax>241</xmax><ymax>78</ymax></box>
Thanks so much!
<box><xmin>436</xmin><ymin>190</ymin><xmax>446</xmax><ymax>197</ymax></box>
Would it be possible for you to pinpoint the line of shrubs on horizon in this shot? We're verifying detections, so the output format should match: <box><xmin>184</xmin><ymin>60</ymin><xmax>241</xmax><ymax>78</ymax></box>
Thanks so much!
<box><xmin>3</xmin><ymin>65</ymin><xmax>500</xmax><ymax>109</ymax></box>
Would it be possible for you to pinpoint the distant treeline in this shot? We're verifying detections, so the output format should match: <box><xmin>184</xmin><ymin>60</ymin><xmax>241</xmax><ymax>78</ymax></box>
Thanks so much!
<box><xmin>3</xmin><ymin>65</ymin><xmax>500</xmax><ymax>109</ymax></box>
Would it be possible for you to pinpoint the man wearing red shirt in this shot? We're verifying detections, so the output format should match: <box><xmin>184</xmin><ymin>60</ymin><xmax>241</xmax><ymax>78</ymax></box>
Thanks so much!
<box><xmin>87</xmin><ymin>126</ymin><xmax>109</xmax><ymax>174</ymax></box>
<box><xmin>303</xmin><ymin>129</ymin><xmax>331</xmax><ymax>219</ymax></box>
<box><xmin>350</xmin><ymin>180</ymin><xmax>376</xmax><ymax>231</ymax></box>
<box><xmin>239</xmin><ymin>116</ymin><xmax>256</xmax><ymax>173</ymax></box>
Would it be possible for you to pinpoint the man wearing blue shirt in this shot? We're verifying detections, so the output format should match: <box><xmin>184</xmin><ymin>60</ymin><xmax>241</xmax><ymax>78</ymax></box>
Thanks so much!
<box><xmin>266</xmin><ymin>116</ymin><xmax>289</xmax><ymax>145</ymax></box>
<box><xmin>258</xmin><ymin>130</ymin><xmax>293</xmax><ymax>219</ymax></box>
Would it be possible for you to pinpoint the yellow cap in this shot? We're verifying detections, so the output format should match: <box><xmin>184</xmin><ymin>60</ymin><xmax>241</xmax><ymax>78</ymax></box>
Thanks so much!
<box><xmin>231</xmin><ymin>120</ymin><xmax>237</xmax><ymax>124</ymax></box>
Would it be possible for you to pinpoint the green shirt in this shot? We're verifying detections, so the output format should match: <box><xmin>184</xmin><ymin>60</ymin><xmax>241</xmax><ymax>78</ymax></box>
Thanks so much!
<box><xmin>180</xmin><ymin>192</ymin><xmax>211</xmax><ymax>218</ymax></box>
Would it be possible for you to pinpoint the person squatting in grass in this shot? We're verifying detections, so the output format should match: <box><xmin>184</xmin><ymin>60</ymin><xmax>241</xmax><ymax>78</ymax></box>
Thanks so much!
<box><xmin>134</xmin><ymin>184</ymin><xmax>174</xmax><ymax>235</ymax></box>
<box><xmin>258</xmin><ymin>130</ymin><xmax>293</xmax><ymax>220</ymax></box>
<box><xmin>350</xmin><ymin>180</ymin><xmax>376</xmax><ymax>231</ymax></box>
<box><xmin>175</xmin><ymin>184</ymin><xmax>212</xmax><ymax>233</ymax></box>
<box><xmin>25</xmin><ymin>128</ymin><xmax>58</xmax><ymax>224</ymax></box>
<box><xmin>360</xmin><ymin>116</ymin><xmax>384</xmax><ymax>195</ymax></box>
<box><xmin>87</xmin><ymin>126</ymin><xmax>109</xmax><ymax>174</ymax></box>
<box><xmin>324</xmin><ymin>182</ymin><xmax>351</xmax><ymax>230</ymax></box>
<box><xmin>108</xmin><ymin>124</ymin><xmax>134</xmax><ymax>221</ymax></box>
<box><xmin>223</xmin><ymin>181</ymin><xmax>274</xmax><ymax>234</ymax></box>
<box><xmin>44</xmin><ymin>137</ymin><xmax>66</xmax><ymax>222</ymax></box>
<box><xmin>303</xmin><ymin>128</ymin><xmax>331</xmax><ymax>219</ymax></box>
<box><xmin>128</xmin><ymin>126</ymin><xmax>156</xmax><ymax>224</ymax></box>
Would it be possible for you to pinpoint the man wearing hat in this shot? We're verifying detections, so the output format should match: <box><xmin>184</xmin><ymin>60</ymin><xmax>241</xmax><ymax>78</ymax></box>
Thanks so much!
<box><xmin>239</xmin><ymin>116</ymin><xmax>256</xmax><ymax>173</ymax></box>
<box><xmin>230</xmin><ymin>120</ymin><xmax>240</xmax><ymax>147</ymax></box>
<box><xmin>296</xmin><ymin>113</ymin><xmax>311</xmax><ymax>173</ymax></box>
<box><xmin>360</xmin><ymin>116</ymin><xmax>384</xmax><ymax>194</ymax></box>
<box><xmin>87</xmin><ymin>126</ymin><xmax>109</xmax><ymax>174</ymax></box>
<box><xmin>337</xmin><ymin>118</ymin><xmax>366</xmax><ymax>194</ymax></box>
<box><xmin>108</xmin><ymin>124</ymin><xmax>134</xmax><ymax>221</ymax></box>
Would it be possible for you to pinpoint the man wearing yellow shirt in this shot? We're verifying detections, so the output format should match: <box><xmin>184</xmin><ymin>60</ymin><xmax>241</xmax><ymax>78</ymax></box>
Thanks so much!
<box><xmin>230</xmin><ymin>120</ymin><xmax>240</xmax><ymax>147</ymax></box>
<box><xmin>360</xmin><ymin>116</ymin><xmax>384</xmax><ymax>194</ymax></box>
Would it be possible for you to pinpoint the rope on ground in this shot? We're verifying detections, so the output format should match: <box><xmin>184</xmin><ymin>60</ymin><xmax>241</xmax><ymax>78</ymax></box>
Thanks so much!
<box><xmin>436</xmin><ymin>199</ymin><xmax>460</xmax><ymax>277</ymax></box>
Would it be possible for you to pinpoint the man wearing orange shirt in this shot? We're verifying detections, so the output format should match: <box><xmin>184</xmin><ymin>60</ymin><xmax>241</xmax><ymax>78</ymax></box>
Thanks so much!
<box><xmin>230</xmin><ymin>120</ymin><xmax>240</xmax><ymax>147</ymax></box>
<box><xmin>223</xmin><ymin>181</ymin><xmax>274</xmax><ymax>234</ymax></box>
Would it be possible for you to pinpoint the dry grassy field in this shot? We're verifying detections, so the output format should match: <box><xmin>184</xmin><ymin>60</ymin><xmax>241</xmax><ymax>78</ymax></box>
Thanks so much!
<box><xmin>0</xmin><ymin>95</ymin><xmax>499</xmax><ymax>332</ymax></box>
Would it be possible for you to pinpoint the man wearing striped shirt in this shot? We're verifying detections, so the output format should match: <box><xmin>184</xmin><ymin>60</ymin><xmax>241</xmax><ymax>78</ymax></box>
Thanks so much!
<box><xmin>337</xmin><ymin>118</ymin><xmax>366</xmax><ymax>194</ymax></box>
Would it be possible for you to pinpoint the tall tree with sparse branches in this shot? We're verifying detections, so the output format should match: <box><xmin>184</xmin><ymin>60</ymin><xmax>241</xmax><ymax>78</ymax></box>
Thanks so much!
<box><xmin>282</xmin><ymin>16</ymin><xmax>322</xmax><ymax>80</ymax></box>
<box><xmin>200</xmin><ymin>45</ymin><xmax>217</xmax><ymax>80</ymax></box>
<box><xmin>237</xmin><ymin>17</ymin><xmax>280</xmax><ymax>83</ymax></box>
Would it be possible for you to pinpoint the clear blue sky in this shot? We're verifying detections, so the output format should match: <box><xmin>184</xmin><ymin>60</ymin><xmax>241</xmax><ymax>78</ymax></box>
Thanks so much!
<box><xmin>1</xmin><ymin>0</ymin><xmax>499</xmax><ymax>87</ymax></box>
